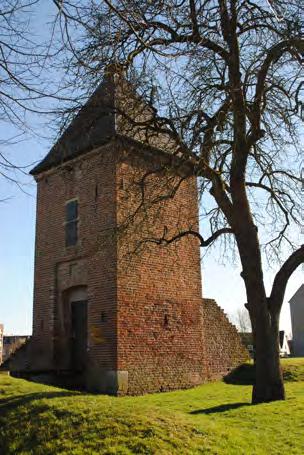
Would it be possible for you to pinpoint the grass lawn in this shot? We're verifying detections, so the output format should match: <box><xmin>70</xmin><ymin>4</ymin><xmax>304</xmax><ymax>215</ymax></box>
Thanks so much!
<box><xmin>0</xmin><ymin>359</ymin><xmax>304</xmax><ymax>454</ymax></box>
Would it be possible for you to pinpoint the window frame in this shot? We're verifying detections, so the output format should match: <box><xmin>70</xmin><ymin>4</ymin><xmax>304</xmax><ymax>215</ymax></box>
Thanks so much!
<box><xmin>65</xmin><ymin>198</ymin><xmax>79</xmax><ymax>247</ymax></box>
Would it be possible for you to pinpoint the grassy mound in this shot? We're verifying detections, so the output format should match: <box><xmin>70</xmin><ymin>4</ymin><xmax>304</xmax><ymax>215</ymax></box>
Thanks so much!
<box><xmin>1</xmin><ymin>359</ymin><xmax>304</xmax><ymax>454</ymax></box>
<box><xmin>281</xmin><ymin>358</ymin><xmax>304</xmax><ymax>382</ymax></box>
<box><xmin>224</xmin><ymin>358</ymin><xmax>304</xmax><ymax>385</ymax></box>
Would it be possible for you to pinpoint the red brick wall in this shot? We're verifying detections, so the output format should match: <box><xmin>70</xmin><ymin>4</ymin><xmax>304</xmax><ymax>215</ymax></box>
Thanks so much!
<box><xmin>202</xmin><ymin>298</ymin><xmax>249</xmax><ymax>379</ymax></box>
<box><xmin>31</xmin><ymin>144</ymin><xmax>118</xmax><ymax>373</ymax></box>
<box><xmin>116</xmin><ymin>146</ymin><xmax>207</xmax><ymax>394</ymax></box>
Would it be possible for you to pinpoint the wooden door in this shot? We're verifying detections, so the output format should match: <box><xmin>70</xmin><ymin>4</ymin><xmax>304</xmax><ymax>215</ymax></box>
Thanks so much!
<box><xmin>71</xmin><ymin>300</ymin><xmax>87</xmax><ymax>371</ymax></box>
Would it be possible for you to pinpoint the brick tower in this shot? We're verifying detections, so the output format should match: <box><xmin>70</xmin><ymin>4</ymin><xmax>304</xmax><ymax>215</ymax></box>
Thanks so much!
<box><xmin>26</xmin><ymin>70</ymin><xmax>207</xmax><ymax>394</ymax></box>
<box><xmin>7</xmin><ymin>69</ymin><xmax>248</xmax><ymax>393</ymax></box>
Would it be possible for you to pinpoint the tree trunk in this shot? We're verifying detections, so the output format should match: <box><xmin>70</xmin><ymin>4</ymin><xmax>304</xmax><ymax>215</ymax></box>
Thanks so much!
<box><xmin>252</xmin><ymin>307</ymin><xmax>285</xmax><ymax>404</ymax></box>
<box><xmin>233</xmin><ymin>223</ymin><xmax>285</xmax><ymax>404</ymax></box>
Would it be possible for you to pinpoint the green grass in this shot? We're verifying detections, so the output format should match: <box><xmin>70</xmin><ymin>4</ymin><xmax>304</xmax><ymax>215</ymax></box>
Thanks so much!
<box><xmin>225</xmin><ymin>357</ymin><xmax>304</xmax><ymax>385</ymax></box>
<box><xmin>0</xmin><ymin>359</ymin><xmax>304</xmax><ymax>454</ymax></box>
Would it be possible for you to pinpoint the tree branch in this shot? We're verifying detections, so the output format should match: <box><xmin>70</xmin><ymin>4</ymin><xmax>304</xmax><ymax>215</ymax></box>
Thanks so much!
<box><xmin>143</xmin><ymin>227</ymin><xmax>233</xmax><ymax>248</ymax></box>
<box><xmin>252</xmin><ymin>38</ymin><xmax>304</xmax><ymax>132</ymax></box>
<box><xmin>270</xmin><ymin>245</ymin><xmax>304</xmax><ymax>312</ymax></box>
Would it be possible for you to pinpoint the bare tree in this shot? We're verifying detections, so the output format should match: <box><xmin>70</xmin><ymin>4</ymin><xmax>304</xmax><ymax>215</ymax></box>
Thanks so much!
<box><xmin>231</xmin><ymin>307</ymin><xmax>252</xmax><ymax>333</ymax></box>
<box><xmin>53</xmin><ymin>0</ymin><xmax>304</xmax><ymax>404</ymax></box>
<box><xmin>0</xmin><ymin>1</ymin><xmax>72</xmax><ymax>196</ymax></box>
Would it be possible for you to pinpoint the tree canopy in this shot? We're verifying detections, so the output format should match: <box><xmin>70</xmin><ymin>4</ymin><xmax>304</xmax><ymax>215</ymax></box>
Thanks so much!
<box><xmin>54</xmin><ymin>0</ymin><xmax>304</xmax><ymax>258</ymax></box>
<box><xmin>52</xmin><ymin>0</ymin><xmax>304</xmax><ymax>403</ymax></box>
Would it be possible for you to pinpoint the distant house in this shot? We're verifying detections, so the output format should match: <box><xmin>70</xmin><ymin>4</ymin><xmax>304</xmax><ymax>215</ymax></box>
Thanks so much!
<box><xmin>279</xmin><ymin>331</ymin><xmax>290</xmax><ymax>357</ymax></box>
<box><xmin>240</xmin><ymin>331</ymin><xmax>290</xmax><ymax>358</ymax></box>
<box><xmin>239</xmin><ymin>332</ymin><xmax>254</xmax><ymax>358</ymax></box>
<box><xmin>0</xmin><ymin>324</ymin><xmax>3</xmax><ymax>364</ymax></box>
<box><xmin>289</xmin><ymin>285</ymin><xmax>304</xmax><ymax>357</ymax></box>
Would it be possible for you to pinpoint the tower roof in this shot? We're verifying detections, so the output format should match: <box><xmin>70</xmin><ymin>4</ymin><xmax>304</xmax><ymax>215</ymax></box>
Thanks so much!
<box><xmin>30</xmin><ymin>69</ymin><xmax>174</xmax><ymax>175</ymax></box>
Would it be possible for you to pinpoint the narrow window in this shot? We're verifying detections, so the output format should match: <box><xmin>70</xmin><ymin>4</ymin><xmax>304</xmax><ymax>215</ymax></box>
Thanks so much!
<box><xmin>65</xmin><ymin>199</ymin><xmax>78</xmax><ymax>247</ymax></box>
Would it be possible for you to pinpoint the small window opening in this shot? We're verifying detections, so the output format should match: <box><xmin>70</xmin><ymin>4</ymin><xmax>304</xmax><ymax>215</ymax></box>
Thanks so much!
<box><xmin>164</xmin><ymin>314</ymin><xmax>169</xmax><ymax>327</ymax></box>
<box><xmin>65</xmin><ymin>199</ymin><xmax>78</xmax><ymax>247</ymax></box>
<box><xmin>95</xmin><ymin>184</ymin><xmax>98</xmax><ymax>201</ymax></box>
<box><xmin>101</xmin><ymin>311</ymin><xmax>107</xmax><ymax>322</ymax></box>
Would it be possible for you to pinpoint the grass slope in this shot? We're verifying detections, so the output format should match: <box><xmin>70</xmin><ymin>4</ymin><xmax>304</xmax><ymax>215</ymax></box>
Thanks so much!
<box><xmin>225</xmin><ymin>357</ymin><xmax>304</xmax><ymax>385</ymax></box>
<box><xmin>0</xmin><ymin>359</ymin><xmax>304</xmax><ymax>454</ymax></box>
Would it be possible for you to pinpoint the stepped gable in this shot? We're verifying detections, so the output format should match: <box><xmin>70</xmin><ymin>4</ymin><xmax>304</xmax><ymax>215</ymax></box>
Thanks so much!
<box><xmin>202</xmin><ymin>298</ymin><xmax>249</xmax><ymax>379</ymax></box>
<box><xmin>30</xmin><ymin>68</ymin><xmax>174</xmax><ymax>176</ymax></box>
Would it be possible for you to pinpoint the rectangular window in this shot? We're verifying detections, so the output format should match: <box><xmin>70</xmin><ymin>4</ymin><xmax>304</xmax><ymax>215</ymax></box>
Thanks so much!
<box><xmin>65</xmin><ymin>199</ymin><xmax>78</xmax><ymax>247</ymax></box>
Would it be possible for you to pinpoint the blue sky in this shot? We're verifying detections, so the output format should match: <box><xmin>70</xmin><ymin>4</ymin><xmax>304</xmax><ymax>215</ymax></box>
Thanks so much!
<box><xmin>0</xmin><ymin>121</ymin><xmax>50</xmax><ymax>335</ymax></box>
<box><xmin>0</xmin><ymin>2</ymin><xmax>303</xmax><ymax>336</ymax></box>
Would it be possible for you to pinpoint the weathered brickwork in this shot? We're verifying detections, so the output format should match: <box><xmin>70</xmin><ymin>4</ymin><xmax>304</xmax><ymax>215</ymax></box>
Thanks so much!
<box><xmin>202</xmin><ymin>298</ymin><xmax>249</xmax><ymax>379</ymax></box>
<box><xmin>30</xmin><ymin>144</ymin><xmax>118</xmax><ymax>379</ymax></box>
<box><xmin>116</xmin><ymin>146</ymin><xmax>206</xmax><ymax>394</ymax></box>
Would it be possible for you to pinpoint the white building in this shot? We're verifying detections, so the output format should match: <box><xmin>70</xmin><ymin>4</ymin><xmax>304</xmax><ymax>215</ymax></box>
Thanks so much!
<box><xmin>279</xmin><ymin>331</ymin><xmax>290</xmax><ymax>357</ymax></box>
<box><xmin>289</xmin><ymin>284</ymin><xmax>304</xmax><ymax>357</ymax></box>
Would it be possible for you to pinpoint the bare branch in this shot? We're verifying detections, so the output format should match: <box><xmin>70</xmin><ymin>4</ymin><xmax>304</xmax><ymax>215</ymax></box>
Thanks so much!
<box><xmin>270</xmin><ymin>245</ymin><xmax>304</xmax><ymax>312</ymax></box>
<box><xmin>142</xmin><ymin>226</ymin><xmax>233</xmax><ymax>248</ymax></box>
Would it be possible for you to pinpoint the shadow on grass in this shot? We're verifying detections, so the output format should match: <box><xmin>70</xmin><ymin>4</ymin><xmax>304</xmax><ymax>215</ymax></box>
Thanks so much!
<box><xmin>224</xmin><ymin>361</ymin><xmax>303</xmax><ymax>385</ymax></box>
<box><xmin>0</xmin><ymin>391</ymin><xmax>78</xmax><ymax>414</ymax></box>
<box><xmin>0</xmin><ymin>393</ymin><xmax>78</xmax><ymax>455</ymax></box>
<box><xmin>190</xmin><ymin>402</ymin><xmax>250</xmax><ymax>415</ymax></box>
<box><xmin>224</xmin><ymin>363</ymin><xmax>255</xmax><ymax>385</ymax></box>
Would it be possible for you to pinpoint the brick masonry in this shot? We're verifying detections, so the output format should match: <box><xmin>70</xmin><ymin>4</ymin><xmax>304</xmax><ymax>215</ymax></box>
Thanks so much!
<box><xmin>202</xmin><ymin>299</ymin><xmax>249</xmax><ymax>379</ymax></box>
<box><xmin>10</xmin><ymin>137</ymin><xmax>248</xmax><ymax>394</ymax></box>
<box><xmin>116</xmin><ymin>146</ymin><xmax>206</xmax><ymax>394</ymax></box>
<box><xmin>29</xmin><ymin>143</ymin><xmax>118</xmax><ymax>378</ymax></box>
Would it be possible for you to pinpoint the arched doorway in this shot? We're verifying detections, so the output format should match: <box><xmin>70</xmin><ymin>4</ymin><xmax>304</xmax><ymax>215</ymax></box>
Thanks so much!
<box><xmin>64</xmin><ymin>286</ymin><xmax>88</xmax><ymax>372</ymax></box>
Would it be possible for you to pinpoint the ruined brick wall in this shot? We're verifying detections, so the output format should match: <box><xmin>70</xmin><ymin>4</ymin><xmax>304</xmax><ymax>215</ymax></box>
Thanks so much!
<box><xmin>116</xmin><ymin>145</ymin><xmax>207</xmax><ymax>394</ymax></box>
<box><xmin>7</xmin><ymin>338</ymin><xmax>31</xmax><ymax>371</ymax></box>
<box><xmin>31</xmin><ymin>144</ymin><xmax>118</xmax><ymax>373</ymax></box>
<box><xmin>202</xmin><ymin>298</ymin><xmax>249</xmax><ymax>379</ymax></box>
